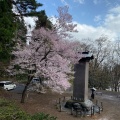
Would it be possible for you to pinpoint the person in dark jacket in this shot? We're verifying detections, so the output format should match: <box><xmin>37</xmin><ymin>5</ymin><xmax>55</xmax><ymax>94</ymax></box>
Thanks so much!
<box><xmin>91</xmin><ymin>87</ymin><xmax>96</xmax><ymax>99</ymax></box>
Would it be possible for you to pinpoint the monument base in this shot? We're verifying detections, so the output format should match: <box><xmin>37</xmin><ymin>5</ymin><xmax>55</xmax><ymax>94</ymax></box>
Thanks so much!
<box><xmin>64</xmin><ymin>99</ymin><xmax>101</xmax><ymax>116</ymax></box>
<box><xmin>65</xmin><ymin>99</ymin><xmax>93</xmax><ymax>109</ymax></box>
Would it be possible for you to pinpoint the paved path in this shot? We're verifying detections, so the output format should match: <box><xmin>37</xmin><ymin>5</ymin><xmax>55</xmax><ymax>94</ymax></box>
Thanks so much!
<box><xmin>94</xmin><ymin>91</ymin><xmax>120</xmax><ymax>120</ymax></box>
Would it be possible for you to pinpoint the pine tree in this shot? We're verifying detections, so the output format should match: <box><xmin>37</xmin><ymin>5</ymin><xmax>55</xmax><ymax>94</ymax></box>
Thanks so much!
<box><xmin>35</xmin><ymin>10</ymin><xmax>52</xmax><ymax>29</ymax></box>
<box><xmin>0</xmin><ymin>0</ymin><xmax>52</xmax><ymax>77</ymax></box>
<box><xmin>0</xmin><ymin>0</ymin><xmax>16</xmax><ymax>62</ymax></box>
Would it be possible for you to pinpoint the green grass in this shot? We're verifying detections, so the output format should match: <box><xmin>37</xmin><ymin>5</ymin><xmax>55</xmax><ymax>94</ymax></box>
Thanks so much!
<box><xmin>0</xmin><ymin>98</ymin><xmax>30</xmax><ymax>120</ymax></box>
<box><xmin>0</xmin><ymin>98</ymin><xmax>57</xmax><ymax>120</ymax></box>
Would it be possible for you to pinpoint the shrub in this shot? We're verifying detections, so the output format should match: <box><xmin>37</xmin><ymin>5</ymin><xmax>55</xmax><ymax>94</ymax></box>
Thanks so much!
<box><xmin>31</xmin><ymin>113</ymin><xmax>57</xmax><ymax>120</ymax></box>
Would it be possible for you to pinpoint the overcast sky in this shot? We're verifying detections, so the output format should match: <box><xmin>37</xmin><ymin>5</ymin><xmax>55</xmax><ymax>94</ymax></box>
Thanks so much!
<box><xmin>25</xmin><ymin>0</ymin><xmax>120</xmax><ymax>41</ymax></box>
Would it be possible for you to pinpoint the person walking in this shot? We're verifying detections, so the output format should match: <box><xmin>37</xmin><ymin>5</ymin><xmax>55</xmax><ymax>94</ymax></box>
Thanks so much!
<box><xmin>91</xmin><ymin>87</ymin><xmax>96</xmax><ymax>99</ymax></box>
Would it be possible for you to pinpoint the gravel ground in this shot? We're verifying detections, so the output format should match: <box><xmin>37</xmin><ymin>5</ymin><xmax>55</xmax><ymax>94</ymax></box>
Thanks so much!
<box><xmin>1</xmin><ymin>89</ymin><xmax>120</xmax><ymax>120</ymax></box>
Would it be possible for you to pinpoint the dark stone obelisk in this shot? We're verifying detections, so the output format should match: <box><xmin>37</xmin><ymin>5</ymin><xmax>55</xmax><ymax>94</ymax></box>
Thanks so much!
<box><xmin>73</xmin><ymin>52</ymin><xmax>93</xmax><ymax>102</ymax></box>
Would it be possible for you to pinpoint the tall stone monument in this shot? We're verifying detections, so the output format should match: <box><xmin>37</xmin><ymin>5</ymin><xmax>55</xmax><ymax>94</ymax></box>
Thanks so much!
<box><xmin>73</xmin><ymin>52</ymin><xmax>94</xmax><ymax>102</ymax></box>
<box><xmin>64</xmin><ymin>52</ymin><xmax>102</xmax><ymax>115</ymax></box>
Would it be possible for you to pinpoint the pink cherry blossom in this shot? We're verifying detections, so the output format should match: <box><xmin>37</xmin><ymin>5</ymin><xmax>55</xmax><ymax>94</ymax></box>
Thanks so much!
<box><xmin>8</xmin><ymin>6</ymin><xmax>82</xmax><ymax>94</ymax></box>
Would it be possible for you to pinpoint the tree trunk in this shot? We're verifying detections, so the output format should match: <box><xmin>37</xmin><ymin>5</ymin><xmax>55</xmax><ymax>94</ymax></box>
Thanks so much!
<box><xmin>21</xmin><ymin>75</ymin><xmax>33</xmax><ymax>103</ymax></box>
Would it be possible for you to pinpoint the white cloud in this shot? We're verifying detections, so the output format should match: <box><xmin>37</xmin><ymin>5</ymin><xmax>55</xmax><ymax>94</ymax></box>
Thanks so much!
<box><xmin>52</xmin><ymin>3</ymin><xmax>57</xmax><ymax>7</ymax></box>
<box><xmin>94</xmin><ymin>15</ymin><xmax>101</xmax><ymax>22</ymax></box>
<box><xmin>24</xmin><ymin>17</ymin><xmax>38</xmax><ymax>43</ymax></box>
<box><xmin>71</xmin><ymin>5</ymin><xmax>120</xmax><ymax>41</ymax></box>
<box><xmin>103</xmin><ymin>6</ymin><xmax>120</xmax><ymax>34</ymax></box>
<box><xmin>93</xmin><ymin>0</ymin><xmax>100</xmax><ymax>5</ymax></box>
<box><xmin>23</xmin><ymin>5</ymin><xmax>120</xmax><ymax>43</ymax></box>
<box><xmin>105</xmin><ymin>0</ymin><xmax>114</xmax><ymax>7</ymax></box>
<box><xmin>74</xmin><ymin>0</ymin><xmax>85</xmax><ymax>4</ymax></box>
<box><xmin>60</xmin><ymin>0</ymin><xmax>69</xmax><ymax>6</ymax></box>
<box><xmin>24</xmin><ymin>17</ymin><xmax>37</xmax><ymax>33</ymax></box>
<box><xmin>72</xmin><ymin>22</ymin><xmax>117</xmax><ymax>41</ymax></box>
<box><xmin>47</xmin><ymin>10</ymin><xmax>119</xmax><ymax>42</ymax></box>
<box><xmin>104</xmin><ymin>14</ymin><xmax>120</xmax><ymax>32</ymax></box>
<box><xmin>109</xmin><ymin>6</ymin><xmax>120</xmax><ymax>14</ymax></box>
<box><xmin>93</xmin><ymin>0</ymin><xmax>113</xmax><ymax>6</ymax></box>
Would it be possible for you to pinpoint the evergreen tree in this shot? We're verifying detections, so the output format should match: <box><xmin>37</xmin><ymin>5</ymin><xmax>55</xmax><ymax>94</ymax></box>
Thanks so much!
<box><xmin>35</xmin><ymin>10</ymin><xmax>52</xmax><ymax>29</ymax></box>
<box><xmin>0</xmin><ymin>0</ymin><xmax>16</xmax><ymax>62</ymax></box>
<box><xmin>0</xmin><ymin>0</ymin><xmax>52</xmax><ymax>77</ymax></box>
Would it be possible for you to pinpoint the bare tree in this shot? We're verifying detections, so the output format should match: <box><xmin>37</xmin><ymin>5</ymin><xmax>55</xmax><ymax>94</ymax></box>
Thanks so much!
<box><xmin>81</xmin><ymin>36</ymin><xmax>112</xmax><ymax>89</ymax></box>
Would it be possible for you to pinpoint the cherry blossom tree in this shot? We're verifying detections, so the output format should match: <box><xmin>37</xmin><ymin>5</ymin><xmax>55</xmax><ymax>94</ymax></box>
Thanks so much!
<box><xmin>8</xmin><ymin>6</ymin><xmax>81</xmax><ymax>103</ymax></box>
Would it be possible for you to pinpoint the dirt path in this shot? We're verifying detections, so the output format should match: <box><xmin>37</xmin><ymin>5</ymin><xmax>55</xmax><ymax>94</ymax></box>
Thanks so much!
<box><xmin>1</xmin><ymin>89</ymin><xmax>120</xmax><ymax>120</ymax></box>
<box><xmin>95</xmin><ymin>92</ymin><xmax>120</xmax><ymax>120</ymax></box>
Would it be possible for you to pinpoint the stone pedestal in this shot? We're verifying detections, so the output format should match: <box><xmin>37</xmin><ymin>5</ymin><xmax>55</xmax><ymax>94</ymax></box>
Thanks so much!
<box><xmin>73</xmin><ymin>61</ymin><xmax>89</xmax><ymax>101</ymax></box>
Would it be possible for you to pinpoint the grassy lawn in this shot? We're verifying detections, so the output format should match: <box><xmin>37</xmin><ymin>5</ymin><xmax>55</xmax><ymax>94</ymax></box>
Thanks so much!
<box><xmin>0</xmin><ymin>97</ymin><xmax>57</xmax><ymax>120</ymax></box>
